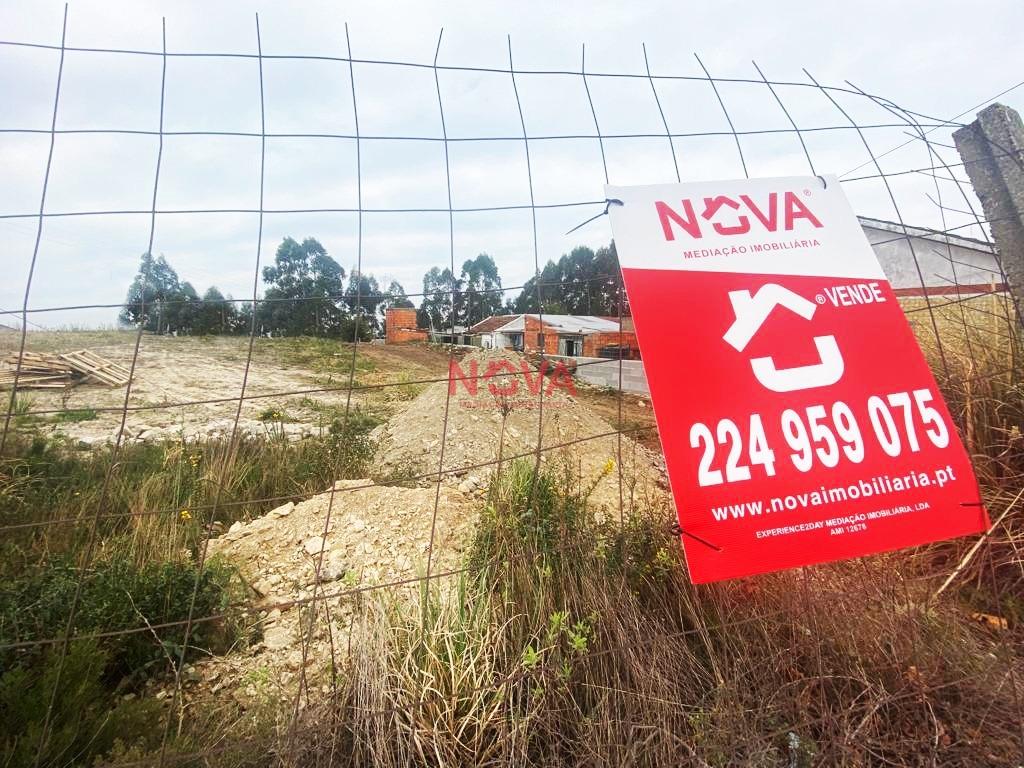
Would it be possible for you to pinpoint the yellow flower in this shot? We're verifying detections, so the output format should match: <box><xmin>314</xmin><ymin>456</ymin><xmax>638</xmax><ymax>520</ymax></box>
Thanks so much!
<box><xmin>179</xmin><ymin>509</ymin><xmax>192</xmax><ymax>521</ymax></box>
<box><xmin>602</xmin><ymin>458</ymin><xmax>615</xmax><ymax>476</ymax></box>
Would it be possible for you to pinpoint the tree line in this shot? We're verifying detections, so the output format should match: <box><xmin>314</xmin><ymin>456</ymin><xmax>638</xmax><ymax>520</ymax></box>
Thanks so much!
<box><xmin>416</xmin><ymin>242</ymin><xmax>626</xmax><ymax>330</ymax></box>
<box><xmin>120</xmin><ymin>237</ymin><xmax>625</xmax><ymax>338</ymax></box>
<box><xmin>119</xmin><ymin>237</ymin><xmax>413</xmax><ymax>339</ymax></box>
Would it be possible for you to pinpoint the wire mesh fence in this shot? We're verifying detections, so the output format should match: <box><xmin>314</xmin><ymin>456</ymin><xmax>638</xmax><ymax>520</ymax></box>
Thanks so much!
<box><xmin>1</xmin><ymin>7</ymin><xmax>1022</xmax><ymax>767</ymax></box>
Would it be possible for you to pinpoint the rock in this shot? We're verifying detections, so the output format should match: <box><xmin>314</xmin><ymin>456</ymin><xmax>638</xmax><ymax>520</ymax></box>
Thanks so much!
<box><xmin>350</xmin><ymin>518</ymin><xmax>365</xmax><ymax>532</ymax></box>
<box><xmin>304</xmin><ymin>536</ymin><xmax>328</xmax><ymax>556</ymax></box>
<box><xmin>270</xmin><ymin>501</ymin><xmax>294</xmax><ymax>518</ymax></box>
<box><xmin>263</xmin><ymin>625</ymin><xmax>292</xmax><ymax>650</ymax></box>
<box><xmin>318</xmin><ymin>564</ymin><xmax>345</xmax><ymax>583</ymax></box>
<box><xmin>228</xmin><ymin>521</ymin><xmax>244</xmax><ymax>534</ymax></box>
<box><xmin>457</xmin><ymin>478</ymin><xmax>477</xmax><ymax>494</ymax></box>
<box><xmin>637</xmin><ymin>399</ymin><xmax>647</xmax><ymax>408</ymax></box>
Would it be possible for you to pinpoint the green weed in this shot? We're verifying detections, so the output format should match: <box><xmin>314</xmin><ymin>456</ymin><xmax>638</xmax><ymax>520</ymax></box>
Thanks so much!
<box><xmin>53</xmin><ymin>408</ymin><xmax>98</xmax><ymax>423</ymax></box>
<box><xmin>1</xmin><ymin>639</ymin><xmax>166</xmax><ymax>768</ymax></box>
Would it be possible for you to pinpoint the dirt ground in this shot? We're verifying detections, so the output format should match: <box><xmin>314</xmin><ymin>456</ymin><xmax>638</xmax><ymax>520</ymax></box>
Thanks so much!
<box><xmin>371</xmin><ymin>347</ymin><xmax>670</xmax><ymax>518</ymax></box>
<box><xmin>0</xmin><ymin>332</ymin><xmax>452</xmax><ymax>446</ymax></box>
<box><xmin>2</xmin><ymin>332</ymin><xmax>663</xmax><ymax>456</ymax></box>
<box><xmin>187</xmin><ymin>478</ymin><xmax>478</xmax><ymax>704</ymax></box>
<box><xmin>573</xmin><ymin>386</ymin><xmax>661</xmax><ymax>454</ymax></box>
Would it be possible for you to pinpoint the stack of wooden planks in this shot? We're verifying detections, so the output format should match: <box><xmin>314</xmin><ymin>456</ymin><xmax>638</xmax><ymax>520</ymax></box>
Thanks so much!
<box><xmin>0</xmin><ymin>350</ymin><xmax>131</xmax><ymax>390</ymax></box>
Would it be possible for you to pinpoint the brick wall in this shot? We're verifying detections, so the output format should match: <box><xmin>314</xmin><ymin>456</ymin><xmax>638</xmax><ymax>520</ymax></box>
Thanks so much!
<box><xmin>522</xmin><ymin>315</ymin><xmax>560</xmax><ymax>355</ymax></box>
<box><xmin>515</xmin><ymin>317</ymin><xmax>640</xmax><ymax>358</ymax></box>
<box><xmin>581</xmin><ymin>330</ymin><xmax>640</xmax><ymax>359</ymax></box>
<box><xmin>385</xmin><ymin>307</ymin><xmax>428</xmax><ymax>344</ymax></box>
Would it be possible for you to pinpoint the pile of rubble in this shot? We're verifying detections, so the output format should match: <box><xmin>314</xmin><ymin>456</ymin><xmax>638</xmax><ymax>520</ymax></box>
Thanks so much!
<box><xmin>192</xmin><ymin>479</ymin><xmax>476</xmax><ymax>700</ymax></box>
<box><xmin>208</xmin><ymin>479</ymin><xmax>475</xmax><ymax>599</ymax></box>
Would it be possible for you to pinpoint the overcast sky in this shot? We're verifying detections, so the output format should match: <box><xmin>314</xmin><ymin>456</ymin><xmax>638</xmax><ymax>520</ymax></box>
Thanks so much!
<box><xmin>2</xmin><ymin>0</ymin><xmax>1022</xmax><ymax>328</ymax></box>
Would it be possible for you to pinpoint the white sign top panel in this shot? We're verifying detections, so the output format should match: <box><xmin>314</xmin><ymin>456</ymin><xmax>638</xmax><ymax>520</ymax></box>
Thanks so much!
<box><xmin>606</xmin><ymin>175</ymin><xmax>886</xmax><ymax>281</ymax></box>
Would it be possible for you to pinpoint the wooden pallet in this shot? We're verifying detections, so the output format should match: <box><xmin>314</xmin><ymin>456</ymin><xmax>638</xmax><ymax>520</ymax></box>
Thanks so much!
<box><xmin>2</xmin><ymin>351</ymin><xmax>74</xmax><ymax>374</ymax></box>
<box><xmin>0</xmin><ymin>349</ymin><xmax>130</xmax><ymax>389</ymax></box>
<box><xmin>0</xmin><ymin>370</ymin><xmax>72</xmax><ymax>389</ymax></box>
<box><xmin>59</xmin><ymin>349</ymin><xmax>131</xmax><ymax>386</ymax></box>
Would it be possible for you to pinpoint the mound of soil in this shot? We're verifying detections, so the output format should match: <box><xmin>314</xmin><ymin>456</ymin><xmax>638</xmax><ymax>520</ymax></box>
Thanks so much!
<box><xmin>208</xmin><ymin>480</ymin><xmax>475</xmax><ymax>599</ymax></box>
<box><xmin>371</xmin><ymin>348</ymin><xmax>670</xmax><ymax>518</ymax></box>
<box><xmin>184</xmin><ymin>480</ymin><xmax>476</xmax><ymax>703</ymax></box>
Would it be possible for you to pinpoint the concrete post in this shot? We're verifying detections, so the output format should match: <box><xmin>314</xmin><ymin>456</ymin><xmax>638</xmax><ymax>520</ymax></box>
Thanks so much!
<box><xmin>953</xmin><ymin>103</ymin><xmax>1024</xmax><ymax>322</ymax></box>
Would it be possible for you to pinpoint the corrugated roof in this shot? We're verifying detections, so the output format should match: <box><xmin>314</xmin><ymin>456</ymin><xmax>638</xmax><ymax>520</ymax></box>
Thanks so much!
<box><xmin>528</xmin><ymin>314</ymin><xmax>620</xmax><ymax>333</ymax></box>
<box><xmin>471</xmin><ymin>314</ymin><xmax>621</xmax><ymax>335</ymax></box>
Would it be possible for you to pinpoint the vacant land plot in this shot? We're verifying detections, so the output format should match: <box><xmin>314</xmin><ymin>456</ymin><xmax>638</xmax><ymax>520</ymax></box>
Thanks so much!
<box><xmin>0</xmin><ymin>332</ymin><xmax>452</xmax><ymax>446</ymax></box>
<box><xmin>2</xmin><ymin>311</ymin><xmax>1022</xmax><ymax>768</ymax></box>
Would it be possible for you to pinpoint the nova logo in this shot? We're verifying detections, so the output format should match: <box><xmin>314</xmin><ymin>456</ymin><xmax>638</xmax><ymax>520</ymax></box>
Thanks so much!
<box><xmin>449</xmin><ymin>359</ymin><xmax>577</xmax><ymax>398</ymax></box>
<box><xmin>656</xmin><ymin>191</ymin><xmax>823</xmax><ymax>241</ymax></box>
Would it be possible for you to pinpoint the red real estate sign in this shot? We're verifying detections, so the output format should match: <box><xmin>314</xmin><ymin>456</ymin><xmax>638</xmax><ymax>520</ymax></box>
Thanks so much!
<box><xmin>606</xmin><ymin>176</ymin><xmax>988</xmax><ymax>583</ymax></box>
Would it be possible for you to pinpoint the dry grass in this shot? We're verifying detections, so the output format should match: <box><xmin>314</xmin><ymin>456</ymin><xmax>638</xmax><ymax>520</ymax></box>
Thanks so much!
<box><xmin>904</xmin><ymin>294</ymin><xmax>1024</xmax><ymax>606</ymax></box>
<box><xmin>264</xmin><ymin>454</ymin><xmax>1023</xmax><ymax>767</ymax></box>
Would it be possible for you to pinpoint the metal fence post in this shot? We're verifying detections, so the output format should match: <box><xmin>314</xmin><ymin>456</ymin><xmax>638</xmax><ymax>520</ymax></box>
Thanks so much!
<box><xmin>953</xmin><ymin>103</ymin><xmax>1024</xmax><ymax>323</ymax></box>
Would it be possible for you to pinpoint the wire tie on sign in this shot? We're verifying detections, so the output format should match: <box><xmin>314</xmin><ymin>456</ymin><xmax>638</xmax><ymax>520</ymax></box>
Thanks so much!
<box><xmin>564</xmin><ymin>198</ymin><xmax>623</xmax><ymax>236</ymax></box>
<box><xmin>669</xmin><ymin>521</ymin><xmax>722</xmax><ymax>552</ymax></box>
<box><xmin>960</xmin><ymin>501</ymin><xmax>986</xmax><ymax>507</ymax></box>
<box><xmin>816</xmin><ymin>174</ymin><xmax>827</xmax><ymax>189</ymax></box>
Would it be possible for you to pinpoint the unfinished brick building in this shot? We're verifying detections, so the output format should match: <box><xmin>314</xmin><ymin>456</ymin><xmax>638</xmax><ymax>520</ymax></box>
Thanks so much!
<box><xmin>385</xmin><ymin>308</ymin><xmax>639</xmax><ymax>359</ymax></box>
<box><xmin>384</xmin><ymin>307</ymin><xmax>428</xmax><ymax>344</ymax></box>
<box><xmin>470</xmin><ymin>314</ymin><xmax>639</xmax><ymax>359</ymax></box>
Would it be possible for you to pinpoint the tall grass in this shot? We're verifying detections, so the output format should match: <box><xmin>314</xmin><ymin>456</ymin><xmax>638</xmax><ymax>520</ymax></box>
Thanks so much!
<box><xmin>907</xmin><ymin>294</ymin><xmax>1024</xmax><ymax>613</ymax></box>
<box><xmin>0</xmin><ymin>412</ymin><xmax>378</xmax><ymax>768</ymax></box>
<box><xmin>268</xmin><ymin>458</ymin><xmax>1023</xmax><ymax>767</ymax></box>
<box><xmin>0</xmin><ymin>410</ymin><xmax>377</xmax><ymax>571</ymax></box>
